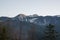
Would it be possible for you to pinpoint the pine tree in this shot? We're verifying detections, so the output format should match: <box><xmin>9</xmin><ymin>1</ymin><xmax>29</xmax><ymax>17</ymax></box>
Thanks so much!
<box><xmin>42</xmin><ymin>24</ymin><xmax>58</xmax><ymax>40</ymax></box>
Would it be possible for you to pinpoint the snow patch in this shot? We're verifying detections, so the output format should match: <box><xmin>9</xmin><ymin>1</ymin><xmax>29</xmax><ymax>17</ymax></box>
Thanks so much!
<box><xmin>29</xmin><ymin>18</ymin><xmax>38</xmax><ymax>23</ymax></box>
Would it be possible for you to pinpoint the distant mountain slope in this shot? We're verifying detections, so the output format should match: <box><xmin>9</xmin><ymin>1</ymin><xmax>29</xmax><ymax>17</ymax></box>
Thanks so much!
<box><xmin>0</xmin><ymin>14</ymin><xmax>60</xmax><ymax>30</ymax></box>
<box><xmin>0</xmin><ymin>14</ymin><xmax>60</xmax><ymax>40</ymax></box>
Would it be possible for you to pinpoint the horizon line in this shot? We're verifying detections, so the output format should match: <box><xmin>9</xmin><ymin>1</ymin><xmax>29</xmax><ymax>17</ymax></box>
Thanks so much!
<box><xmin>0</xmin><ymin>14</ymin><xmax>60</xmax><ymax>17</ymax></box>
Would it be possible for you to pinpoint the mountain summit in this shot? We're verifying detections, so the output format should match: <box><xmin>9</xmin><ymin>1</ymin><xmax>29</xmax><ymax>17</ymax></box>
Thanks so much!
<box><xmin>0</xmin><ymin>14</ymin><xmax>60</xmax><ymax>40</ymax></box>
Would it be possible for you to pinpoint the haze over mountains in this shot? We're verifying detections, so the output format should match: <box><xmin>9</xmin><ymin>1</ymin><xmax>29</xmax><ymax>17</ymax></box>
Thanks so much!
<box><xmin>0</xmin><ymin>14</ymin><xmax>60</xmax><ymax>40</ymax></box>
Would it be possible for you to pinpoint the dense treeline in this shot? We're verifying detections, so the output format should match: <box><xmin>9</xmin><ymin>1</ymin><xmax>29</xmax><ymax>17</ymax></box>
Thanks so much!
<box><xmin>42</xmin><ymin>24</ymin><xmax>59</xmax><ymax>40</ymax></box>
<box><xmin>0</xmin><ymin>22</ymin><xmax>59</xmax><ymax>40</ymax></box>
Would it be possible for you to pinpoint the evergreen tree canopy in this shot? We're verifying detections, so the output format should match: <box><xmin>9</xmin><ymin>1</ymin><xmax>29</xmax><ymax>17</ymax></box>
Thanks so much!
<box><xmin>42</xmin><ymin>24</ymin><xmax>58</xmax><ymax>40</ymax></box>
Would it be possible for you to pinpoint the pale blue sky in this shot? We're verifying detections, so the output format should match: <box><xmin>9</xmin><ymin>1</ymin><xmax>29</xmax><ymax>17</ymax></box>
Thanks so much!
<box><xmin>0</xmin><ymin>0</ymin><xmax>60</xmax><ymax>17</ymax></box>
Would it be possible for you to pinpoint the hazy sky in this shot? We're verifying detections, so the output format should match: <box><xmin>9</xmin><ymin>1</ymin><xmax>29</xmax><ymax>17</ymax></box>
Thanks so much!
<box><xmin>0</xmin><ymin>0</ymin><xmax>60</xmax><ymax>17</ymax></box>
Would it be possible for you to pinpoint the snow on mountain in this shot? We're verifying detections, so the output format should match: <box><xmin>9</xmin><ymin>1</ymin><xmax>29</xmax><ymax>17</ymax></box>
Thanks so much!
<box><xmin>17</xmin><ymin>14</ymin><xmax>26</xmax><ymax>21</ymax></box>
<box><xmin>13</xmin><ymin>14</ymin><xmax>60</xmax><ymax>26</ymax></box>
<box><xmin>0</xmin><ymin>14</ymin><xmax>60</xmax><ymax>26</ymax></box>
<box><xmin>14</xmin><ymin>14</ymin><xmax>27</xmax><ymax>21</ymax></box>
<box><xmin>14</xmin><ymin>14</ymin><xmax>39</xmax><ymax>22</ymax></box>
<box><xmin>0</xmin><ymin>14</ymin><xmax>60</xmax><ymax>40</ymax></box>
<box><xmin>29</xmin><ymin>18</ymin><xmax>38</xmax><ymax>23</ymax></box>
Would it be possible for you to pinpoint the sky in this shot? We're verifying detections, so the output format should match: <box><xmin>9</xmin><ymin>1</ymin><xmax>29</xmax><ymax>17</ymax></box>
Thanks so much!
<box><xmin>0</xmin><ymin>0</ymin><xmax>60</xmax><ymax>17</ymax></box>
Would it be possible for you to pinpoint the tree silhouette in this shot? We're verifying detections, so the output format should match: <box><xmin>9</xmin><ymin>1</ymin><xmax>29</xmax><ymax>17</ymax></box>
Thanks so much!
<box><xmin>0</xmin><ymin>26</ymin><xmax>9</xmax><ymax>40</ymax></box>
<box><xmin>42</xmin><ymin>24</ymin><xmax>58</xmax><ymax>40</ymax></box>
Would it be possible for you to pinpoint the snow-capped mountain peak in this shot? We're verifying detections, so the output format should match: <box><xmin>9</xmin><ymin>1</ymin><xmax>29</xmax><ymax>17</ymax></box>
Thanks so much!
<box><xmin>15</xmin><ymin>14</ymin><xmax>27</xmax><ymax>21</ymax></box>
<box><xmin>16</xmin><ymin>14</ymin><xmax>26</xmax><ymax>18</ymax></box>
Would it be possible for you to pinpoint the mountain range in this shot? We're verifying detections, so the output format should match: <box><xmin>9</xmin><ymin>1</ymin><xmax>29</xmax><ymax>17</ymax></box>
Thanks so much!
<box><xmin>0</xmin><ymin>14</ymin><xmax>60</xmax><ymax>40</ymax></box>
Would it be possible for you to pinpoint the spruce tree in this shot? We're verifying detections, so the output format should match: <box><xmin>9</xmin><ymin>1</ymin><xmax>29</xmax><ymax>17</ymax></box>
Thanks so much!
<box><xmin>42</xmin><ymin>24</ymin><xmax>58</xmax><ymax>40</ymax></box>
